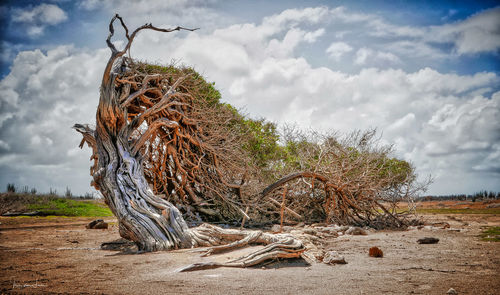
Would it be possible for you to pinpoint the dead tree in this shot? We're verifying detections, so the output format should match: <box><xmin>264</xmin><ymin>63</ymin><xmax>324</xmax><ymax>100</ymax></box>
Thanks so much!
<box><xmin>74</xmin><ymin>15</ymin><xmax>320</xmax><ymax>270</ymax></box>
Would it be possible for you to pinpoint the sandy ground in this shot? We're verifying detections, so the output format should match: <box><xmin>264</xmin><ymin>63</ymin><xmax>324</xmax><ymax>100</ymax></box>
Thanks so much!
<box><xmin>0</xmin><ymin>214</ymin><xmax>499</xmax><ymax>295</ymax></box>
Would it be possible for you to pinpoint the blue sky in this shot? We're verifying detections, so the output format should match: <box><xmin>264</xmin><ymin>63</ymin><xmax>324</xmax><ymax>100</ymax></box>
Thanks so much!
<box><xmin>0</xmin><ymin>0</ymin><xmax>499</xmax><ymax>196</ymax></box>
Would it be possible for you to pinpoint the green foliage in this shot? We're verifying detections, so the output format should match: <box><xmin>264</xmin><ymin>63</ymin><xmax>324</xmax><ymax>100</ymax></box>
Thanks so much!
<box><xmin>1</xmin><ymin>192</ymin><xmax>112</xmax><ymax>217</ymax></box>
<box><xmin>241</xmin><ymin>118</ymin><xmax>282</xmax><ymax>168</ymax></box>
<box><xmin>480</xmin><ymin>226</ymin><xmax>500</xmax><ymax>242</ymax></box>
<box><xmin>26</xmin><ymin>197</ymin><xmax>112</xmax><ymax>217</ymax></box>
<box><xmin>378</xmin><ymin>157</ymin><xmax>414</xmax><ymax>185</ymax></box>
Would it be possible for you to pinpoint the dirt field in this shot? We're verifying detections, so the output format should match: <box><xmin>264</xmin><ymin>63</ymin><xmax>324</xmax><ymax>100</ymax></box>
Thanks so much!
<box><xmin>1</xmin><ymin>213</ymin><xmax>499</xmax><ymax>294</ymax></box>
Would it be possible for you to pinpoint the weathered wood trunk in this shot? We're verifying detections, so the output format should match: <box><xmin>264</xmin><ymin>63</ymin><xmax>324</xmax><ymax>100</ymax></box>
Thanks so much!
<box><xmin>91</xmin><ymin>71</ymin><xmax>193</xmax><ymax>251</ymax></box>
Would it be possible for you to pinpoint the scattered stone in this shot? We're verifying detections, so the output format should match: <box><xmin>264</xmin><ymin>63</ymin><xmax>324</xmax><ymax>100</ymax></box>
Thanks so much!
<box><xmin>447</xmin><ymin>287</ymin><xmax>458</xmax><ymax>294</ymax></box>
<box><xmin>86</xmin><ymin>219</ymin><xmax>108</xmax><ymax>229</ymax></box>
<box><xmin>417</xmin><ymin>237</ymin><xmax>439</xmax><ymax>244</ymax></box>
<box><xmin>486</xmin><ymin>203</ymin><xmax>500</xmax><ymax>208</ymax></box>
<box><xmin>322</xmin><ymin>251</ymin><xmax>347</xmax><ymax>264</ymax></box>
<box><xmin>369</xmin><ymin>246</ymin><xmax>383</xmax><ymax>258</ymax></box>
<box><xmin>346</xmin><ymin>226</ymin><xmax>367</xmax><ymax>235</ymax></box>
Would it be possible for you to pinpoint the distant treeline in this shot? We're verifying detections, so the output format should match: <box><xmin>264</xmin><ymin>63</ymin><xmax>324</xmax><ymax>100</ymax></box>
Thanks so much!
<box><xmin>418</xmin><ymin>190</ymin><xmax>499</xmax><ymax>201</ymax></box>
<box><xmin>5</xmin><ymin>183</ymin><xmax>96</xmax><ymax>199</ymax></box>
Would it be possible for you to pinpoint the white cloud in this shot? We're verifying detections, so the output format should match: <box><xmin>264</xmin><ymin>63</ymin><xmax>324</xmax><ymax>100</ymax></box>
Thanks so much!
<box><xmin>354</xmin><ymin>48</ymin><xmax>400</xmax><ymax>65</ymax></box>
<box><xmin>354</xmin><ymin>48</ymin><xmax>371</xmax><ymax>65</ymax></box>
<box><xmin>326</xmin><ymin>42</ymin><xmax>352</xmax><ymax>61</ymax></box>
<box><xmin>304</xmin><ymin>28</ymin><xmax>325</xmax><ymax>43</ymax></box>
<box><xmin>78</xmin><ymin>0</ymin><xmax>226</xmax><ymax>31</ymax></box>
<box><xmin>11</xmin><ymin>3</ymin><xmax>67</xmax><ymax>37</ymax></box>
<box><xmin>12</xmin><ymin>4</ymin><xmax>67</xmax><ymax>25</ymax></box>
<box><xmin>0</xmin><ymin>46</ymin><xmax>108</xmax><ymax>194</ymax></box>
<box><xmin>429</xmin><ymin>7</ymin><xmax>500</xmax><ymax>54</ymax></box>
<box><xmin>322</xmin><ymin>5</ymin><xmax>500</xmax><ymax>60</ymax></box>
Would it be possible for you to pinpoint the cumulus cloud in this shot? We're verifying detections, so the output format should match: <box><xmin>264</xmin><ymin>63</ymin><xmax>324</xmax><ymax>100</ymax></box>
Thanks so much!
<box><xmin>0</xmin><ymin>46</ymin><xmax>108</xmax><ymax>194</ymax></box>
<box><xmin>323</xmin><ymin>5</ymin><xmax>500</xmax><ymax>60</ymax></box>
<box><xmin>429</xmin><ymin>7</ymin><xmax>500</xmax><ymax>54</ymax></box>
<box><xmin>11</xmin><ymin>3</ymin><xmax>67</xmax><ymax>37</ymax></box>
<box><xmin>326</xmin><ymin>42</ymin><xmax>352</xmax><ymax>61</ymax></box>
<box><xmin>354</xmin><ymin>48</ymin><xmax>400</xmax><ymax>65</ymax></box>
<box><xmin>78</xmin><ymin>0</ymin><xmax>225</xmax><ymax>30</ymax></box>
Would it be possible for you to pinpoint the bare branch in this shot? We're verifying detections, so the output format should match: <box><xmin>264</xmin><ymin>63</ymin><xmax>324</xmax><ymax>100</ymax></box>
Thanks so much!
<box><xmin>131</xmin><ymin>119</ymin><xmax>179</xmax><ymax>155</ymax></box>
<box><xmin>73</xmin><ymin>123</ymin><xmax>96</xmax><ymax>150</ymax></box>
<box><xmin>102</xmin><ymin>14</ymin><xmax>198</xmax><ymax>87</ymax></box>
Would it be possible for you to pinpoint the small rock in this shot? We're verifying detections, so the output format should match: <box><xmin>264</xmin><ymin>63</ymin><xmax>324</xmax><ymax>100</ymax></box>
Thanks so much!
<box><xmin>417</xmin><ymin>237</ymin><xmax>439</xmax><ymax>244</ymax></box>
<box><xmin>322</xmin><ymin>251</ymin><xmax>347</xmax><ymax>264</ymax></box>
<box><xmin>346</xmin><ymin>226</ymin><xmax>367</xmax><ymax>235</ymax></box>
<box><xmin>369</xmin><ymin>246</ymin><xmax>383</xmax><ymax>258</ymax></box>
<box><xmin>86</xmin><ymin>219</ymin><xmax>108</xmax><ymax>229</ymax></box>
<box><xmin>447</xmin><ymin>287</ymin><xmax>458</xmax><ymax>294</ymax></box>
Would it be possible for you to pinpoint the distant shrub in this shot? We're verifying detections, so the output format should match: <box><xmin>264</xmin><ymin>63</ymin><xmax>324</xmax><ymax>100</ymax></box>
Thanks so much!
<box><xmin>6</xmin><ymin>183</ymin><xmax>15</xmax><ymax>193</ymax></box>
<box><xmin>65</xmin><ymin>187</ymin><xmax>72</xmax><ymax>198</ymax></box>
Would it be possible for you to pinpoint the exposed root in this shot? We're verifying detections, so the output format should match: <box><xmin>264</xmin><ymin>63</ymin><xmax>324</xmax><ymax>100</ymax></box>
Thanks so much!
<box><xmin>177</xmin><ymin>224</ymin><xmax>307</xmax><ymax>272</ymax></box>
